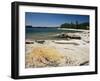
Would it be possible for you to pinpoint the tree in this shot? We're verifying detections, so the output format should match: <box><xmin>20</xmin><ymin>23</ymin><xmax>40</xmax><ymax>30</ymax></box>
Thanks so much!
<box><xmin>60</xmin><ymin>22</ymin><xmax>89</xmax><ymax>30</ymax></box>
<box><xmin>75</xmin><ymin>21</ymin><xmax>79</xmax><ymax>29</ymax></box>
<box><xmin>70</xmin><ymin>22</ymin><xmax>74</xmax><ymax>28</ymax></box>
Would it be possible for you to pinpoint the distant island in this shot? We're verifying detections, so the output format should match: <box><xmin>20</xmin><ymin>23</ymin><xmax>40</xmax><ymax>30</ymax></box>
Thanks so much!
<box><xmin>26</xmin><ymin>25</ymin><xmax>59</xmax><ymax>28</ymax></box>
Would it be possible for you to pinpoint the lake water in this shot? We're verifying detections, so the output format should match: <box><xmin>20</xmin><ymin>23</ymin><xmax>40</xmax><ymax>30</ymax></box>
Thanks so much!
<box><xmin>26</xmin><ymin>27</ymin><xmax>81</xmax><ymax>40</ymax></box>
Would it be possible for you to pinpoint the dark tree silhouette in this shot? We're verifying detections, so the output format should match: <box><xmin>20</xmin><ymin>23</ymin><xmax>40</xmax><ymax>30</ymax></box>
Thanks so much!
<box><xmin>60</xmin><ymin>21</ymin><xmax>89</xmax><ymax>30</ymax></box>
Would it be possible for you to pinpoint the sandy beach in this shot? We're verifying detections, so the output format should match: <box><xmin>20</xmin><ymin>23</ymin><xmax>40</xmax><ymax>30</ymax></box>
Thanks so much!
<box><xmin>25</xmin><ymin>30</ymin><xmax>89</xmax><ymax>68</ymax></box>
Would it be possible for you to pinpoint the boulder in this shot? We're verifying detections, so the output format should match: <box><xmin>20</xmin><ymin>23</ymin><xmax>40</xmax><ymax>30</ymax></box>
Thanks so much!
<box><xmin>56</xmin><ymin>33</ymin><xmax>81</xmax><ymax>39</ymax></box>
<box><xmin>35</xmin><ymin>40</ymin><xmax>45</xmax><ymax>44</ymax></box>
<box><xmin>26</xmin><ymin>41</ymin><xmax>34</xmax><ymax>44</ymax></box>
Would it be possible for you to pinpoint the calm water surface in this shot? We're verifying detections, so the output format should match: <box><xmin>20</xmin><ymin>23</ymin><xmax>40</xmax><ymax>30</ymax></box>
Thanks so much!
<box><xmin>26</xmin><ymin>27</ymin><xmax>81</xmax><ymax>40</ymax></box>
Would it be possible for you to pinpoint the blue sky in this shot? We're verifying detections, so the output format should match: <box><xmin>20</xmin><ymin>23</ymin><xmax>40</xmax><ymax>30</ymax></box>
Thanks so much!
<box><xmin>25</xmin><ymin>12</ymin><xmax>89</xmax><ymax>27</ymax></box>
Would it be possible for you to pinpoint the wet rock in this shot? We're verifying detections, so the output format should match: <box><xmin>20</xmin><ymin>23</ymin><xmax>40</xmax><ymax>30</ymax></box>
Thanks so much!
<box><xmin>35</xmin><ymin>40</ymin><xmax>45</xmax><ymax>44</ymax></box>
<box><xmin>26</xmin><ymin>41</ymin><xmax>34</xmax><ymax>44</ymax></box>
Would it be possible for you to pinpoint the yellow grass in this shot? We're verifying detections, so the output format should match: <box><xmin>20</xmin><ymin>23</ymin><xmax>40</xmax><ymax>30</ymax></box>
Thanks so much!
<box><xmin>25</xmin><ymin>46</ymin><xmax>65</xmax><ymax>68</ymax></box>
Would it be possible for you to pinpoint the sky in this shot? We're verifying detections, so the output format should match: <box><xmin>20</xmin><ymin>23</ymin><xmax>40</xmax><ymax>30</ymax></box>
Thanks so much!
<box><xmin>25</xmin><ymin>12</ymin><xmax>89</xmax><ymax>27</ymax></box>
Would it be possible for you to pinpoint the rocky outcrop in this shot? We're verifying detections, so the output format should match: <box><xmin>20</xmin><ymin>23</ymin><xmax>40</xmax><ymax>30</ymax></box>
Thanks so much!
<box><xmin>56</xmin><ymin>33</ymin><xmax>81</xmax><ymax>39</ymax></box>
<box><xmin>26</xmin><ymin>40</ymin><xmax>34</xmax><ymax>44</ymax></box>
<box><xmin>25</xmin><ymin>31</ymin><xmax>90</xmax><ymax>68</ymax></box>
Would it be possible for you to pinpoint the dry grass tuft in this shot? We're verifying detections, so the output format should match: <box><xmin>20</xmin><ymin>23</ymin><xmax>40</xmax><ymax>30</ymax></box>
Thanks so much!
<box><xmin>25</xmin><ymin>46</ymin><xmax>65</xmax><ymax>68</ymax></box>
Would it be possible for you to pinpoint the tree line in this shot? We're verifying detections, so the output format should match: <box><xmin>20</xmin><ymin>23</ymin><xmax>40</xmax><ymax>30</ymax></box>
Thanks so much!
<box><xmin>60</xmin><ymin>21</ymin><xmax>89</xmax><ymax>30</ymax></box>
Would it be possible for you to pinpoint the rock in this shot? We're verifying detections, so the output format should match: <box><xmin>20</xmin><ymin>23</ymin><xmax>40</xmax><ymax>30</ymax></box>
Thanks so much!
<box><xmin>81</xmin><ymin>31</ymin><xmax>90</xmax><ymax>43</ymax></box>
<box><xmin>35</xmin><ymin>40</ymin><xmax>45</xmax><ymax>44</ymax></box>
<box><xmin>56</xmin><ymin>33</ymin><xmax>81</xmax><ymax>39</ymax></box>
<box><xmin>26</xmin><ymin>41</ymin><xmax>34</xmax><ymax>44</ymax></box>
<box><xmin>54</xmin><ymin>40</ymin><xmax>79</xmax><ymax>45</ymax></box>
<box><xmin>68</xmin><ymin>35</ymin><xmax>81</xmax><ymax>39</ymax></box>
<box><xmin>80</xmin><ymin>61</ymin><xmax>89</xmax><ymax>66</ymax></box>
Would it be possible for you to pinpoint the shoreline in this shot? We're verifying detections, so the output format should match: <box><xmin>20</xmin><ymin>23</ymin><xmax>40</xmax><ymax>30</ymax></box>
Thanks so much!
<box><xmin>58</xmin><ymin>28</ymin><xmax>89</xmax><ymax>32</ymax></box>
